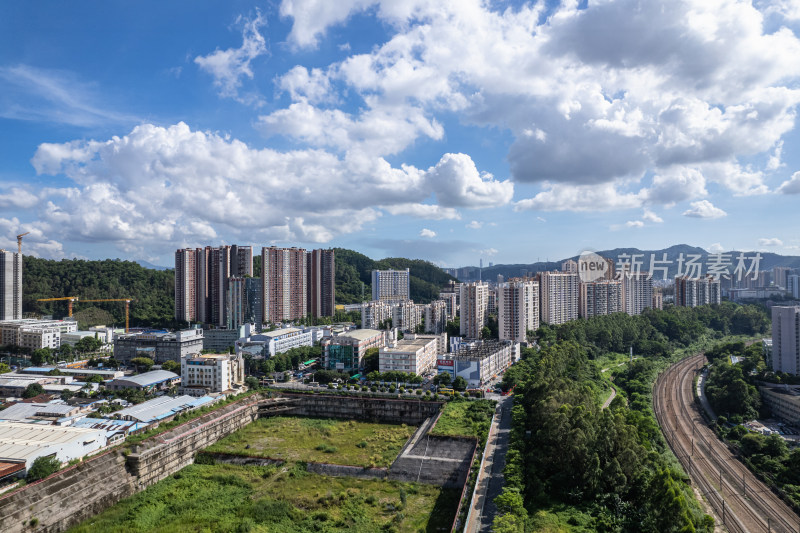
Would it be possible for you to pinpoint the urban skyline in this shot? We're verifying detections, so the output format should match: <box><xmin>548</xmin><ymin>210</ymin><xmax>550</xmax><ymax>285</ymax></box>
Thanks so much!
<box><xmin>2</xmin><ymin>2</ymin><xmax>800</xmax><ymax>268</ymax></box>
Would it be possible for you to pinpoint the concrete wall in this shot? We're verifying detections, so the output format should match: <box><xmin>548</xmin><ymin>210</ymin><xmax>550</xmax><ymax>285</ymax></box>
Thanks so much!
<box><xmin>0</xmin><ymin>395</ymin><xmax>261</xmax><ymax>533</ymax></box>
<box><xmin>275</xmin><ymin>393</ymin><xmax>442</xmax><ymax>424</ymax></box>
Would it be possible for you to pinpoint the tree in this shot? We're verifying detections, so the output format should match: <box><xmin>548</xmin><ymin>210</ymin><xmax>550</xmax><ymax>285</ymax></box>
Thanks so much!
<box><xmin>161</xmin><ymin>360</ymin><xmax>180</xmax><ymax>373</ymax></box>
<box><xmin>0</xmin><ymin>363</ymin><xmax>11</xmax><ymax>374</ymax></box>
<box><xmin>446</xmin><ymin>318</ymin><xmax>460</xmax><ymax>338</ymax></box>
<box><xmin>452</xmin><ymin>376</ymin><xmax>468</xmax><ymax>391</ymax></box>
<box><xmin>23</xmin><ymin>383</ymin><xmax>45</xmax><ymax>398</ymax></box>
<box><xmin>362</xmin><ymin>348</ymin><xmax>380</xmax><ymax>374</ymax></box>
<box><xmin>26</xmin><ymin>455</ymin><xmax>62</xmax><ymax>482</ymax></box>
<box><xmin>60</xmin><ymin>389</ymin><xmax>74</xmax><ymax>401</ymax></box>
<box><xmin>481</xmin><ymin>326</ymin><xmax>492</xmax><ymax>339</ymax></box>
<box><xmin>86</xmin><ymin>374</ymin><xmax>105</xmax><ymax>383</ymax></box>
<box><xmin>433</xmin><ymin>372</ymin><xmax>452</xmax><ymax>387</ymax></box>
<box><xmin>130</xmin><ymin>357</ymin><xmax>154</xmax><ymax>372</ymax></box>
<box><xmin>245</xmin><ymin>376</ymin><xmax>260</xmax><ymax>390</ymax></box>
<box><xmin>75</xmin><ymin>336</ymin><xmax>103</xmax><ymax>354</ymax></box>
<box><xmin>31</xmin><ymin>348</ymin><xmax>52</xmax><ymax>366</ymax></box>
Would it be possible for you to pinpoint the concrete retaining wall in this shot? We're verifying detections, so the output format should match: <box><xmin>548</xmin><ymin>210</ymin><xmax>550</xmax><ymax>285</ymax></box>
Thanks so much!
<box><xmin>0</xmin><ymin>395</ymin><xmax>262</xmax><ymax>533</ymax></box>
<box><xmin>275</xmin><ymin>393</ymin><xmax>442</xmax><ymax>424</ymax></box>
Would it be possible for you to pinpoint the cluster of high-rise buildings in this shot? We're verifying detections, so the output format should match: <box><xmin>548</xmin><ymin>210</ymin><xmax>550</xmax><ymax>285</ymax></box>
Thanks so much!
<box><xmin>174</xmin><ymin>245</ymin><xmax>335</xmax><ymax>329</ymax></box>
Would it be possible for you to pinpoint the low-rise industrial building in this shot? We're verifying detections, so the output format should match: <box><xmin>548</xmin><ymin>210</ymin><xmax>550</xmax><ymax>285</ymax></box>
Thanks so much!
<box><xmin>379</xmin><ymin>335</ymin><xmax>440</xmax><ymax>375</ymax></box>
<box><xmin>437</xmin><ymin>339</ymin><xmax>514</xmax><ymax>388</ymax></box>
<box><xmin>759</xmin><ymin>385</ymin><xmax>800</xmax><ymax>425</ymax></box>
<box><xmin>0</xmin><ymin>319</ymin><xmax>78</xmax><ymax>350</ymax></box>
<box><xmin>180</xmin><ymin>353</ymin><xmax>245</xmax><ymax>396</ymax></box>
<box><xmin>107</xmin><ymin>370</ymin><xmax>180</xmax><ymax>392</ymax></box>
<box><xmin>113</xmin><ymin>395</ymin><xmax>216</xmax><ymax>425</ymax></box>
<box><xmin>113</xmin><ymin>328</ymin><xmax>203</xmax><ymax>364</ymax></box>
<box><xmin>0</xmin><ymin>422</ymin><xmax>107</xmax><ymax>472</ymax></box>
<box><xmin>0</xmin><ymin>402</ymin><xmax>81</xmax><ymax>423</ymax></box>
<box><xmin>322</xmin><ymin>329</ymin><xmax>386</xmax><ymax>371</ymax></box>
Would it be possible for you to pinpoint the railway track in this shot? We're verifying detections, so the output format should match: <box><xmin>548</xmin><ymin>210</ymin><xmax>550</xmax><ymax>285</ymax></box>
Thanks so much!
<box><xmin>653</xmin><ymin>354</ymin><xmax>800</xmax><ymax>532</ymax></box>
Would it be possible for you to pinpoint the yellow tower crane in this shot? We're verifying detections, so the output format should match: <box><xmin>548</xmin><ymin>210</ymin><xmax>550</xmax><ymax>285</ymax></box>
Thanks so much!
<box><xmin>80</xmin><ymin>298</ymin><xmax>135</xmax><ymax>333</ymax></box>
<box><xmin>37</xmin><ymin>297</ymin><xmax>80</xmax><ymax>317</ymax></box>
<box><xmin>16</xmin><ymin>232</ymin><xmax>29</xmax><ymax>254</ymax></box>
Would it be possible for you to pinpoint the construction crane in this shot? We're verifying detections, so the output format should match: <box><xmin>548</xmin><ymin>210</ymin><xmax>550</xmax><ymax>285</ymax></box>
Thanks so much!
<box><xmin>37</xmin><ymin>297</ymin><xmax>80</xmax><ymax>317</ymax></box>
<box><xmin>80</xmin><ymin>299</ymin><xmax>135</xmax><ymax>333</ymax></box>
<box><xmin>16</xmin><ymin>232</ymin><xmax>29</xmax><ymax>254</ymax></box>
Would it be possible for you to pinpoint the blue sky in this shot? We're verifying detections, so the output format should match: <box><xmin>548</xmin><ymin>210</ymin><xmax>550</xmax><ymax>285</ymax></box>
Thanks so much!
<box><xmin>2</xmin><ymin>0</ymin><xmax>800</xmax><ymax>267</ymax></box>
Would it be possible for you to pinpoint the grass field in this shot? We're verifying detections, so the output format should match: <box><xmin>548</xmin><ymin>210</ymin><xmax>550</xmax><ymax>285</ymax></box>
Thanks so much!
<box><xmin>204</xmin><ymin>417</ymin><xmax>415</xmax><ymax>468</ymax></box>
<box><xmin>67</xmin><ymin>463</ymin><xmax>460</xmax><ymax>533</ymax></box>
<box><xmin>429</xmin><ymin>400</ymin><xmax>495</xmax><ymax>442</ymax></box>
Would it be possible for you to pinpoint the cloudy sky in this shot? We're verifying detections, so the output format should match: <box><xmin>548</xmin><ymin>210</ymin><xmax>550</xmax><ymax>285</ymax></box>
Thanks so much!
<box><xmin>2</xmin><ymin>0</ymin><xmax>800</xmax><ymax>267</ymax></box>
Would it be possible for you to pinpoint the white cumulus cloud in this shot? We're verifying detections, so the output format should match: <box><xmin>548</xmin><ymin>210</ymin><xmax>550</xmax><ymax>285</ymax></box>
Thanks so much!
<box><xmin>758</xmin><ymin>237</ymin><xmax>784</xmax><ymax>246</ymax></box>
<box><xmin>419</xmin><ymin>228</ymin><xmax>437</xmax><ymax>238</ymax></box>
<box><xmin>682</xmin><ymin>200</ymin><xmax>727</xmax><ymax>219</ymax></box>
<box><xmin>777</xmin><ymin>171</ymin><xmax>800</xmax><ymax>194</ymax></box>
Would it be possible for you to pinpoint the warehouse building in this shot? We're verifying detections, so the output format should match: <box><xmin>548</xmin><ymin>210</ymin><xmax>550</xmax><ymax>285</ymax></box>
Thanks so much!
<box><xmin>0</xmin><ymin>422</ymin><xmax>106</xmax><ymax>472</ymax></box>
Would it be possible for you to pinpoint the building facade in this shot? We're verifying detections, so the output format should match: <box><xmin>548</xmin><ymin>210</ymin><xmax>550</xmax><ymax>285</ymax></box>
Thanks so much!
<box><xmin>360</xmin><ymin>300</ymin><xmax>393</xmax><ymax>330</ymax></box>
<box><xmin>459</xmin><ymin>282</ymin><xmax>489</xmax><ymax>339</ymax></box>
<box><xmin>379</xmin><ymin>335</ymin><xmax>439</xmax><ymax>375</ymax></box>
<box><xmin>181</xmin><ymin>353</ymin><xmax>245</xmax><ymax>396</ymax></box>
<box><xmin>622</xmin><ymin>272</ymin><xmax>653</xmax><ymax>316</ymax></box>
<box><xmin>0</xmin><ymin>319</ymin><xmax>77</xmax><ymax>350</ymax></box>
<box><xmin>371</xmin><ymin>269</ymin><xmax>410</xmax><ymax>302</ymax></box>
<box><xmin>307</xmin><ymin>249</ymin><xmax>336</xmax><ymax>318</ymax></box>
<box><xmin>772</xmin><ymin>306</ymin><xmax>800</xmax><ymax>375</ymax></box>
<box><xmin>174</xmin><ymin>245</ymin><xmax>253</xmax><ymax>326</ymax></box>
<box><xmin>0</xmin><ymin>250</ymin><xmax>22</xmax><ymax>321</ymax></box>
<box><xmin>538</xmin><ymin>271</ymin><xmax>579</xmax><ymax>325</ymax></box>
<box><xmin>392</xmin><ymin>300</ymin><xmax>425</xmax><ymax>332</ymax></box>
<box><xmin>498</xmin><ymin>280</ymin><xmax>539</xmax><ymax>343</ymax></box>
<box><xmin>424</xmin><ymin>300</ymin><xmax>448</xmax><ymax>335</ymax></box>
<box><xmin>579</xmin><ymin>279</ymin><xmax>622</xmax><ymax>318</ymax></box>
<box><xmin>436</xmin><ymin>340</ymin><xmax>513</xmax><ymax>388</ymax></box>
<box><xmin>675</xmin><ymin>276</ymin><xmax>721</xmax><ymax>308</ymax></box>
<box><xmin>322</xmin><ymin>329</ymin><xmax>385</xmax><ymax>371</ymax></box>
<box><xmin>113</xmin><ymin>328</ymin><xmax>204</xmax><ymax>364</ymax></box>
<box><xmin>262</xmin><ymin>247</ymin><xmax>308</xmax><ymax>323</ymax></box>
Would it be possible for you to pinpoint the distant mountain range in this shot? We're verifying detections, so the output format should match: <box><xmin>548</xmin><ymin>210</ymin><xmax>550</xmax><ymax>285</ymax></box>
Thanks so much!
<box><xmin>135</xmin><ymin>260</ymin><xmax>170</xmax><ymax>271</ymax></box>
<box><xmin>452</xmin><ymin>244</ymin><xmax>800</xmax><ymax>281</ymax></box>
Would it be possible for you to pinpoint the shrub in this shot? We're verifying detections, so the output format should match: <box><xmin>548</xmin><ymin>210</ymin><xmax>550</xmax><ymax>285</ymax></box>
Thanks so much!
<box><xmin>26</xmin><ymin>456</ymin><xmax>61</xmax><ymax>482</ymax></box>
<box><xmin>356</xmin><ymin>441</ymin><xmax>367</xmax><ymax>448</ymax></box>
<box><xmin>371</xmin><ymin>386</ymin><xmax>377</xmax><ymax>392</ymax></box>
<box><xmin>416</xmin><ymin>389</ymin><xmax>422</xmax><ymax>395</ymax></box>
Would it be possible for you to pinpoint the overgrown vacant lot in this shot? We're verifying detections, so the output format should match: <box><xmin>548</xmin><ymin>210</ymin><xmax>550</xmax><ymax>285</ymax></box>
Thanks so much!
<box><xmin>68</xmin><ymin>463</ymin><xmax>459</xmax><ymax>533</ymax></box>
<box><xmin>204</xmin><ymin>417</ymin><xmax>415</xmax><ymax>467</ymax></box>
<box><xmin>430</xmin><ymin>400</ymin><xmax>495</xmax><ymax>441</ymax></box>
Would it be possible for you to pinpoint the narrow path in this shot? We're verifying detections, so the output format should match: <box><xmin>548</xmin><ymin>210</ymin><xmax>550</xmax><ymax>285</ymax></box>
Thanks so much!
<box><xmin>602</xmin><ymin>384</ymin><xmax>617</xmax><ymax>409</ymax></box>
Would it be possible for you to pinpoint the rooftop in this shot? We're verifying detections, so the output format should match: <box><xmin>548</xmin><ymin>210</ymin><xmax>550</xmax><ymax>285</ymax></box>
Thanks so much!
<box><xmin>0</xmin><ymin>402</ymin><xmax>77</xmax><ymax>422</ymax></box>
<box><xmin>382</xmin><ymin>338</ymin><xmax>435</xmax><ymax>353</ymax></box>
<box><xmin>0</xmin><ymin>422</ymin><xmax>105</xmax><ymax>462</ymax></box>
<box><xmin>340</xmin><ymin>329</ymin><xmax>384</xmax><ymax>342</ymax></box>
<box><xmin>261</xmin><ymin>327</ymin><xmax>302</xmax><ymax>338</ymax></box>
<box><xmin>114</xmin><ymin>395</ymin><xmax>214</xmax><ymax>423</ymax></box>
<box><xmin>109</xmin><ymin>370</ymin><xmax>179</xmax><ymax>388</ymax></box>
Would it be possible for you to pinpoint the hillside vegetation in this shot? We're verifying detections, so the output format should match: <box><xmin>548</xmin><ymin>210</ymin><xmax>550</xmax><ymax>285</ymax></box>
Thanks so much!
<box><xmin>23</xmin><ymin>256</ymin><xmax>175</xmax><ymax>328</ymax></box>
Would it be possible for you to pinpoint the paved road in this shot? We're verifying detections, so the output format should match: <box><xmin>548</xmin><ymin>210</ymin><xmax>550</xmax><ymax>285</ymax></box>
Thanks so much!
<box><xmin>464</xmin><ymin>395</ymin><xmax>512</xmax><ymax>533</ymax></box>
<box><xmin>601</xmin><ymin>384</ymin><xmax>617</xmax><ymax>409</ymax></box>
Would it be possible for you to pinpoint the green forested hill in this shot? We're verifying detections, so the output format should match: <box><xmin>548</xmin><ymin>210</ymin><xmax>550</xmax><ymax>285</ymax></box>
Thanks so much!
<box><xmin>23</xmin><ymin>257</ymin><xmax>175</xmax><ymax>328</ymax></box>
<box><xmin>333</xmin><ymin>248</ymin><xmax>458</xmax><ymax>304</ymax></box>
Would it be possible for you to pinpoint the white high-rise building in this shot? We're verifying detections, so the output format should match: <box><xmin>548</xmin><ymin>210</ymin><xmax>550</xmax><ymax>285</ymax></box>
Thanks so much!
<box><xmin>498</xmin><ymin>280</ymin><xmax>539</xmax><ymax>343</ymax></box>
<box><xmin>772</xmin><ymin>306</ymin><xmax>800</xmax><ymax>375</ymax></box>
<box><xmin>360</xmin><ymin>300</ymin><xmax>394</xmax><ymax>330</ymax></box>
<box><xmin>460</xmin><ymin>282</ymin><xmax>489</xmax><ymax>339</ymax></box>
<box><xmin>538</xmin><ymin>272</ymin><xmax>579</xmax><ymax>325</ymax></box>
<box><xmin>580</xmin><ymin>280</ymin><xmax>622</xmax><ymax>318</ymax></box>
<box><xmin>0</xmin><ymin>250</ymin><xmax>22</xmax><ymax>321</ymax></box>
<box><xmin>788</xmin><ymin>274</ymin><xmax>800</xmax><ymax>299</ymax></box>
<box><xmin>425</xmin><ymin>300</ymin><xmax>448</xmax><ymax>335</ymax></box>
<box><xmin>623</xmin><ymin>272</ymin><xmax>653</xmax><ymax>316</ymax></box>
<box><xmin>392</xmin><ymin>300</ymin><xmax>425</xmax><ymax>332</ymax></box>
<box><xmin>371</xmin><ymin>269</ymin><xmax>410</xmax><ymax>302</ymax></box>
